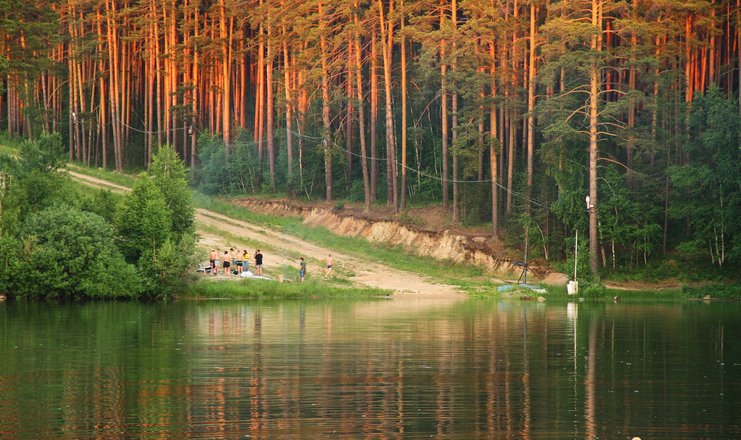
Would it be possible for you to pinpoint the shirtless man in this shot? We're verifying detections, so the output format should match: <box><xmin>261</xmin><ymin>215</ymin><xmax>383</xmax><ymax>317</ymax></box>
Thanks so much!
<box><xmin>325</xmin><ymin>253</ymin><xmax>333</xmax><ymax>278</ymax></box>
<box><xmin>208</xmin><ymin>249</ymin><xmax>217</xmax><ymax>275</ymax></box>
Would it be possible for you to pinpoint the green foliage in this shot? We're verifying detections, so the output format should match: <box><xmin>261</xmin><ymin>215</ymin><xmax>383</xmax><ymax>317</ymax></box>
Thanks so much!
<box><xmin>682</xmin><ymin>283</ymin><xmax>741</xmax><ymax>299</ymax></box>
<box><xmin>116</xmin><ymin>174</ymin><xmax>172</xmax><ymax>263</ymax></box>
<box><xmin>598</xmin><ymin>166</ymin><xmax>662</xmax><ymax>269</ymax></box>
<box><xmin>80</xmin><ymin>189</ymin><xmax>119</xmax><ymax>224</ymax></box>
<box><xmin>138</xmin><ymin>234</ymin><xmax>197</xmax><ymax>299</ymax></box>
<box><xmin>150</xmin><ymin>145</ymin><xmax>195</xmax><ymax>238</ymax></box>
<box><xmin>10</xmin><ymin>206</ymin><xmax>141</xmax><ymax>299</ymax></box>
<box><xmin>669</xmin><ymin>86</ymin><xmax>740</xmax><ymax>266</ymax></box>
<box><xmin>0</xmin><ymin>235</ymin><xmax>23</xmax><ymax>291</ymax></box>
<box><xmin>0</xmin><ymin>0</ymin><xmax>58</xmax><ymax>77</ymax></box>
<box><xmin>192</xmin><ymin>132</ymin><xmax>259</xmax><ymax>194</ymax></box>
<box><xmin>0</xmin><ymin>133</ymin><xmax>74</xmax><ymax>233</ymax></box>
<box><xmin>115</xmin><ymin>148</ymin><xmax>197</xmax><ymax>299</ymax></box>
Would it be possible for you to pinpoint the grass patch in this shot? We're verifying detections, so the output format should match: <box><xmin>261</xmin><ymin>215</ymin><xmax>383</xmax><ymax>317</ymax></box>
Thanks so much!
<box><xmin>682</xmin><ymin>283</ymin><xmax>741</xmax><ymax>299</ymax></box>
<box><xmin>66</xmin><ymin>163</ymin><xmax>139</xmax><ymax>188</ymax></box>
<box><xmin>0</xmin><ymin>143</ymin><xmax>18</xmax><ymax>156</ymax></box>
<box><xmin>0</xmin><ymin>133</ymin><xmax>22</xmax><ymax>156</ymax></box>
<box><xmin>196</xmin><ymin>223</ymin><xmax>277</xmax><ymax>255</ymax></box>
<box><xmin>601</xmin><ymin>256</ymin><xmax>739</xmax><ymax>283</ymax></box>
<box><xmin>186</xmin><ymin>277</ymin><xmax>390</xmax><ymax>299</ymax></box>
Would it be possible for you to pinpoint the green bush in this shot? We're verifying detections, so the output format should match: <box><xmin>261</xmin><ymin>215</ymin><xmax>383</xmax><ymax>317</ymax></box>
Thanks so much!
<box><xmin>11</xmin><ymin>206</ymin><xmax>141</xmax><ymax>299</ymax></box>
<box><xmin>116</xmin><ymin>174</ymin><xmax>172</xmax><ymax>263</ymax></box>
<box><xmin>150</xmin><ymin>145</ymin><xmax>195</xmax><ymax>238</ymax></box>
<box><xmin>115</xmin><ymin>147</ymin><xmax>198</xmax><ymax>299</ymax></box>
<box><xmin>192</xmin><ymin>132</ymin><xmax>259</xmax><ymax>195</ymax></box>
<box><xmin>682</xmin><ymin>283</ymin><xmax>741</xmax><ymax>299</ymax></box>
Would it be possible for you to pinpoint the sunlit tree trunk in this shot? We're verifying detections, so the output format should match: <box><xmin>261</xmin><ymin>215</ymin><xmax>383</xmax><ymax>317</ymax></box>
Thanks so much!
<box><xmin>281</xmin><ymin>1</ymin><xmax>293</xmax><ymax>182</ymax></box>
<box><xmin>256</xmin><ymin>2</ymin><xmax>265</xmax><ymax>164</ymax></box>
<box><xmin>370</xmin><ymin>28</ymin><xmax>379</xmax><ymax>202</ymax></box>
<box><xmin>489</xmin><ymin>40</ymin><xmax>499</xmax><ymax>235</ymax></box>
<box><xmin>319</xmin><ymin>0</ymin><xmax>332</xmax><ymax>201</ymax></box>
<box><xmin>379</xmin><ymin>0</ymin><xmax>397</xmax><ymax>211</ymax></box>
<box><xmin>526</xmin><ymin>0</ymin><xmax>537</xmax><ymax>213</ymax></box>
<box><xmin>440</xmin><ymin>4</ymin><xmax>449</xmax><ymax>211</ymax></box>
<box><xmin>354</xmin><ymin>0</ymin><xmax>371</xmax><ymax>211</ymax></box>
<box><xmin>451</xmin><ymin>0</ymin><xmax>459</xmax><ymax>222</ymax></box>
<box><xmin>219</xmin><ymin>0</ymin><xmax>231</xmax><ymax>147</ymax></box>
<box><xmin>588</xmin><ymin>0</ymin><xmax>603</xmax><ymax>274</ymax></box>
<box><xmin>191</xmin><ymin>2</ymin><xmax>199</xmax><ymax>171</ymax></box>
<box><xmin>400</xmin><ymin>0</ymin><xmax>408</xmax><ymax>210</ymax></box>
<box><xmin>345</xmin><ymin>35</ymin><xmax>354</xmax><ymax>191</ymax></box>
<box><xmin>266</xmin><ymin>15</ymin><xmax>275</xmax><ymax>190</ymax></box>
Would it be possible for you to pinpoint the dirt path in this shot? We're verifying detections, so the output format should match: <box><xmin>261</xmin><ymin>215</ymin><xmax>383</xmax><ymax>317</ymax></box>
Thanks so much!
<box><xmin>67</xmin><ymin>170</ymin><xmax>462</xmax><ymax>297</ymax></box>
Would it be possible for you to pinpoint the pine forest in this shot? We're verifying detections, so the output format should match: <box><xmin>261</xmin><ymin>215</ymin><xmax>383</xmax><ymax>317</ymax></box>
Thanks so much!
<box><xmin>2</xmin><ymin>0</ymin><xmax>740</xmax><ymax>275</ymax></box>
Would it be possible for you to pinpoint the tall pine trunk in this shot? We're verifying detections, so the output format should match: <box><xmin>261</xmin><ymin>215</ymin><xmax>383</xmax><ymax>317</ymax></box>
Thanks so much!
<box><xmin>588</xmin><ymin>0</ymin><xmax>603</xmax><ymax>274</ymax></box>
<box><xmin>319</xmin><ymin>0</ymin><xmax>332</xmax><ymax>201</ymax></box>
<box><xmin>379</xmin><ymin>0</ymin><xmax>397</xmax><ymax>211</ymax></box>
<box><xmin>354</xmin><ymin>1</ymin><xmax>372</xmax><ymax>211</ymax></box>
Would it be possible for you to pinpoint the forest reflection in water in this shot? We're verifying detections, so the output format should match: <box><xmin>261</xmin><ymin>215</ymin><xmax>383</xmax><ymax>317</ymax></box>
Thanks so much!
<box><xmin>1</xmin><ymin>297</ymin><xmax>739</xmax><ymax>438</ymax></box>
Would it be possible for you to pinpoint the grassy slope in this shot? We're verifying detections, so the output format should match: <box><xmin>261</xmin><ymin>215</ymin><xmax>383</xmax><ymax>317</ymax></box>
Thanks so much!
<box><xmin>61</xmin><ymin>158</ymin><xmax>497</xmax><ymax>292</ymax></box>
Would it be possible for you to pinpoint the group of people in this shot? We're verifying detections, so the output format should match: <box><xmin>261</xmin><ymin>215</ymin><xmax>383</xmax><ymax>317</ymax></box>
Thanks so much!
<box><xmin>208</xmin><ymin>248</ymin><xmax>264</xmax><ymax>276</ymax></box>
<box><xmin>207</xmin><ymin>248</ymin><xmax>335</xmax><ymax>282</ymax></box>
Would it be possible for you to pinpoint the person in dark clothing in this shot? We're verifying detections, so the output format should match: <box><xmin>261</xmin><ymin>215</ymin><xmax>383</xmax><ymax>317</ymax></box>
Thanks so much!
<box><xmin>254</xmin><ymin>249</ymin><xmax>264</xmax><ymax>276</ymax></box>
<box><xmin>299</xmin><ymin>257</ymin><xmax>307</xmax><ymax>282</ymax></box>
<box><xmin>222</xmin><ymin>250</ymin><xmax>231</xmax><ymax>275</ymax></box>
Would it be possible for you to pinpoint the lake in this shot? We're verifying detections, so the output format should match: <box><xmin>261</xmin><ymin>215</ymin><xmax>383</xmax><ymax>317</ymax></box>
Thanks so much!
<box><xmin>1</xmin><ymin>296</ymin><xmax>740</xmax><ymax>438</ymax></box>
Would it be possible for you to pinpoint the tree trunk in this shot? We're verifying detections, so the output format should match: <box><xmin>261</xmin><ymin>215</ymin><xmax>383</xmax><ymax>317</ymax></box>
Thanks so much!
<box><xmin>588</xmin><ymin>0</ymin><xmax>602</xmax><ymax>275</ymax></box>
<box><xmin>451</xmin><ymin>0</ymin><xmax>459</xmax><ymax>222</ymax></box>
<box><xmin>379</xmin><ymin>0</ymin><xmax>397</xmax><ymax>211</ymax></box>
<box><xmin>345</xmin><ymin>35</ymin><xmax>354</xmax><ymax>191</ymax></box>
<box><xmin>266</xmin><ymin>18</ymin><xmax>275</xmax><ymax>190</ymax></box>
<box><xmin>489</xmin><ymin>41</ymin><xmax>499</xmax><ymax>236</ymax></box>
<box><xmin>400</xmin><ymin>0</ymin><xmax>408</xmax><ymax>210</ymax></box>
<box><xmin>354</xmin><ymin>1</ymin><xmax>372</xmax><ymax>212</ymax></box>
<box><xmin>370</xmin><ymin>28</ymin><xmax>379</xmax><ymax>202</ymax></box>
<box><xmin>282</xmin><ymin>2</ymin><xmax>293</xmax><ymax>183</ymax></box>
<box><xmin>526</xmin><ymin>1</ymin><xmax>537</xmax><ymax>214</ymax></box>
<box><xmin>219</xmin><ymin>0</ymin><xmax>231</xmax><ymax>147</ymax></box>
<box><xmin>319</xmin><ymin>0</ymin><xmax>332</xmax><ymax>201</ymax></box>
<box><xmin>440</xmin><ymin>6</ymin><xmax>449</xmax><ymax>211</ymax></box>
<box><xmin>191</xmin><ymin>3</ymin><xmax>199</xmax><ymax>171</ymax></box>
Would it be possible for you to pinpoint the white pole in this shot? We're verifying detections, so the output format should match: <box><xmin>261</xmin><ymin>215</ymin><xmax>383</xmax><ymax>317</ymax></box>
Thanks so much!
<box><xmin>574</xmin><ymin>230</ymin><xmax>578</xmax><ymax>281</ymax></box>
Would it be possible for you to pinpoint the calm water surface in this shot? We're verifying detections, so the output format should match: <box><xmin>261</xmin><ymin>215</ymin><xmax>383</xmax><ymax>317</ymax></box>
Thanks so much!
<box><xmin>1</xmin><ymin>296</ymin><xmax>740</xmax><ymax>439</ymax></box>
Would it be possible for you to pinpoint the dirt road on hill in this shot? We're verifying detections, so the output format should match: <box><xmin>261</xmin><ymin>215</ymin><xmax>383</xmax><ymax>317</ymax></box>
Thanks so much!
<box><xmin>67</xmin><ymin>170</ymin><xmax>462</xmax><ymax>297</ymax></box>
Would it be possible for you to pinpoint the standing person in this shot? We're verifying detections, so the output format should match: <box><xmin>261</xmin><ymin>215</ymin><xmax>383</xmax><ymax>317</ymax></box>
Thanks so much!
<box><xmin>299</xmin><ymin>257</ymin><xmax>307</xmax><ymax>283</ymax></box>
<box><xmin>213</xmin><ymin>250</ymin><xmax>221</xmax><ymax>276</ymax></box>
<box><xmin>230</xmin><ymin>248</ymin><xmax>238</xmax><ymax>274</ymax></box>
<box><xmin>325</xmin><ymin>253</ymin><xmax>334</xmax><ymax>278</ymax></box>
<box><xmin>235</xmin><ymin>248</ymin><xmax>244</xmax><ymax>274</ymax></box>
<box><xmin>254</xmin><ymin>249</ymin><xmax>264</xmax><ymax>276</ymax></box>
<box><xmin>209</xmin><ymin>249</ymin><xmax>218</xmax><ymax>275</ymax></box>
<box><xmin>223</xmin><ymin>250</ymin><xmax>231</xmax><ymax>275</ymax></box>
<box><xmin>242</xmin><ymin>249</ymin><xmax>251</xmax><ymax>273</ymax></box>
